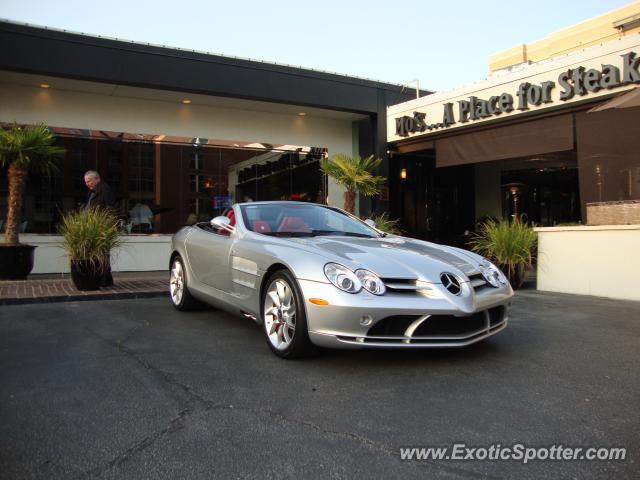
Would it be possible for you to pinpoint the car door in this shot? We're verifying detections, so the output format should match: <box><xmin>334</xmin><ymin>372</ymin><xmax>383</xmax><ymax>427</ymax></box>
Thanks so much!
<box><xmin>184</xmin><ymin>225</ymin><xmax>234</xmax><ymax>293</ymax></box>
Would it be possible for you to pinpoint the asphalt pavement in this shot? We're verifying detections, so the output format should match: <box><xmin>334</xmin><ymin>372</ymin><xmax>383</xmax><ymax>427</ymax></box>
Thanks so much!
<box><xmin>1</xmin><ymin>291</ymin><xmax>638</xmax><ymax>479</ymax></box>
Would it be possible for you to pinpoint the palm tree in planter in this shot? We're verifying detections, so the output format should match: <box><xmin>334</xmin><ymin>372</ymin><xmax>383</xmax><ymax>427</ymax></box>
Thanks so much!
<box><xmin>320</xmin><ymin>154</ymin><xmax>385</xmax><ymax>214</ymax></box>
<box><xmin>0</xmin><ymin>123</ymin><xmax>65</xmax><ymax>279</ymax></box>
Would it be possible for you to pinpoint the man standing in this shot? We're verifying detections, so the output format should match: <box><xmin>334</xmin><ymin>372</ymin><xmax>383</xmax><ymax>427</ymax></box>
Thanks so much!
<box><xmin>84</xmin><ymin>170</ymin><xmax>116</xmax><ymax>211</ymax></box>
<box><xmin>84</xmin><ymin>170</ymin><xmax>116</xmax><ymax>287</ymax></box>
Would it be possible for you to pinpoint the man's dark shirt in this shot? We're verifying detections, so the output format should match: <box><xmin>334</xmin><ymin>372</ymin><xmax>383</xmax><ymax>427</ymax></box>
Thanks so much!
<box><xmin>86</xmin><ymin>181</ymin><xmax>116</xmax><ymax>211</ymax></box>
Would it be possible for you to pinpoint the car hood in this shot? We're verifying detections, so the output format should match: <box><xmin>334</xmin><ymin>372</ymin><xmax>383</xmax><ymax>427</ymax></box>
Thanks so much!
<box><xmin>288</xmin><ymin>235</ymin><xmax>478</xmax><ymax>281</ymax></box>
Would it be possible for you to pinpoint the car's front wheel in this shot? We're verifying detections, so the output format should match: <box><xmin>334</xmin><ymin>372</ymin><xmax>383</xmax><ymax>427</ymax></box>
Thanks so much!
<box><xmin>262</xmin><ymin>270</ymin><xmax>317</xmax><ymax>359</ymax></box>
<box><xmin>170</xmin><ymin>255</ymin><xmax>203</xmax><ymax>311</ymax></box>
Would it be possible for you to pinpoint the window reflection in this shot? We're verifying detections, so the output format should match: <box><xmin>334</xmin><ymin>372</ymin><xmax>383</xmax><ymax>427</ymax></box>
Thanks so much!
<box><xmin>0</xmin><ymin>127</ymin><xmax>327</xmax><ymax>235</ymax></box>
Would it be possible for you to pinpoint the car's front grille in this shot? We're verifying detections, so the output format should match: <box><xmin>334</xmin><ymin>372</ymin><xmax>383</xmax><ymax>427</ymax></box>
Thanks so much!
<box><xmin>488</xmin><ymin>305</ymin><xmax>506</xmax><ymax>327</ymax></box>
<box><xmin>364</xmin><ymin>306</ymin><xmax>507</xmax><ymax>343</ymax></box>
<box><xmin>468</xmin><ymin>273</ymin><xmax>487</xmax><ymax>289</ymax></box>
<box><xmin>412</xmin><ymin>312</ymin><xmax>486</xmax><ymax>336</ymax></box>
<box><xmin>366</xmin><ymin>315</ymin><xmax>423</xmax><ymax>336</ymax></box>
<box><xmin>381</xmin><ymin>278</ymin><xmax>434</xmax><ymax>294</ymax></box>
<box><xmin>383</xmin><ymin>273</ymin><xmax>497</xmax><ymax>295</ymax></box>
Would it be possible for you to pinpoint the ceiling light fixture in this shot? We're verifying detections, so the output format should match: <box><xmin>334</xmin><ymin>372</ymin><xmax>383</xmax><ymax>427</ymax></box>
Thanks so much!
<box><xmin>297</xmin><ymin>112</ymin><xmax>306</xmax><ymax>116</ymax></box>
<box><xmin>39</xmin><ymin>84</ymin><xmax>50</xmax><ymax>89</ymax></box>
<box><xmin>182</xmin><ymin>99</ymin><xmax>192</xmax><ymax>104</ymax></box>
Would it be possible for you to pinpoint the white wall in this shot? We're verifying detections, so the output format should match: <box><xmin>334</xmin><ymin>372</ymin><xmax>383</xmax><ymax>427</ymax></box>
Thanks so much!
<box><xmin>535</xmin><ymin>225</ymin><xmax>640</xmax><ymax>301</ymax></box>
<box><xmin>0</xmin><ymin>81</ymin><xmax>365</xmax><ymax>271</ymax></box>
<box><xmin>21</xmin><ymin>234</ymin><xmax>172</xmax><ymax>274</ymax></box>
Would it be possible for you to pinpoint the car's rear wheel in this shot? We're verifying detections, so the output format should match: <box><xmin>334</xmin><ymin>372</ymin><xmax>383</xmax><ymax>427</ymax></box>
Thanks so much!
<box><xmin>262</xmin><ymin>270</ymin><xmax>317</xmax><ymax>359</ymax></box>
<box><xmin>170</xmin><ymin>255</ymin><xmax>203</xmax><ymax>311</ymax></box>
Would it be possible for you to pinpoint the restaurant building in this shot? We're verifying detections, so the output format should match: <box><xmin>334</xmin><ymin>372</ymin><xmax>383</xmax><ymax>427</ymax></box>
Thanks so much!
<box><xmin>387</xmin><ymin>3</ymin><xmax>640</xmax><ymax>244</ymax></box>
<box><xmin>2</xmin><ymin>3</ymin><xmax>640</xmax><ymax>291</ymax></box>
<box><xmin>386</xmin><ymin>2</ymin><xmax>640</xmax><ymax>301</ymax></box>
<box><xmin>0</xmin><ymin>20</ymin><xmax>423</xmax><ymax>271</ymax></box>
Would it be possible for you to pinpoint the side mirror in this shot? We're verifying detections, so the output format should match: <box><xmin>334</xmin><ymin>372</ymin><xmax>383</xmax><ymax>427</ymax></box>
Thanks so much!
<box><xmin>211</xmin><ymin>216</ymin><xmax>235</xmax><ymax>233</ymax></box>
<box><xmin>364</xmin><ymin>219</ymin><xmax>376</xmax><ymax>228</ymax></box>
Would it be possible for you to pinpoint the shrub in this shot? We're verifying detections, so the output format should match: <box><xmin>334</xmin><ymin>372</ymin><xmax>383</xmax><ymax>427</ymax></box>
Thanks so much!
<box><xmin>59</xmin><ymin>207</ymin><xmax>123</xmax><ymax>273</ymax></box>
<box><xmin>364</xmin><ymin>212</ymin><xmax>403</xmax><ymax>235</ymax></box>
<box><xmin>468</xmin><ymin>217</ymin><xmax>537</xmax><ymax>288</ymax></box>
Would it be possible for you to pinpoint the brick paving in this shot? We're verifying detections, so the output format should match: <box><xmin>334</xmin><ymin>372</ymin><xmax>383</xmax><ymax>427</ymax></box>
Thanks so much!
<box><xmin>0</xmin><ymin>271</ymin><xmax>168</xmax><ymax>305</ymax></box>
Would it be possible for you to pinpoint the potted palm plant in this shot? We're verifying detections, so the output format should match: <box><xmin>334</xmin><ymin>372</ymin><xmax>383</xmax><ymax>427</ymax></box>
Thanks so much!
<box><xmin>468</xmin><ymin>217</ymin><xmax>537</xmax><ymax>289</ymax></box>
<box><xmin>0</xmin><ymin>123</ymin><xmax>65</xmax><ymax>279</ymax></box>
<box><xmin>320</xmin><ymin>154</ymin><xmax>385</xmax><ymax>214</ymax></box>
<box><xmin>59</xmin><ymin>207</ymin><xmax>123</xmax><ymax>291</ymax></box>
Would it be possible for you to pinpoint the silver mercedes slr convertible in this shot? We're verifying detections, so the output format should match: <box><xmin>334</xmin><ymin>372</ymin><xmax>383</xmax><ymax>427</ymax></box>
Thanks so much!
<box><xmin>169</xmin><ymin>201</ymin><xmax>513</xmax><ymax>358</ymax></box>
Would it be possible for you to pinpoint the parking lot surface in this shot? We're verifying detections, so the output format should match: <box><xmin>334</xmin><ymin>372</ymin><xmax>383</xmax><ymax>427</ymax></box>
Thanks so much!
<box><xmin>1</xmin><ymin>291</ymin><xmax>638</xmax><ymax>479</ymax></box>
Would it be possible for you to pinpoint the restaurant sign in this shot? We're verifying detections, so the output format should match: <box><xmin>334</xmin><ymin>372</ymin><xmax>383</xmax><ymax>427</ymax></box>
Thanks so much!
<box><xmin>395</xmin><ymin>51</ymin><xmax>640</xmax><ymax>137</ymax></box>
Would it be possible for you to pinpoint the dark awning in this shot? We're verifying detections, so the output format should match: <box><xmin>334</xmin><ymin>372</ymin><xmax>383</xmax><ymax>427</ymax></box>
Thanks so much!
<box><xmin>435</xmin><ymin>114</ymin><xmax>574</xmax><ymax>167</ymax></box>
<box><xmin>588</xmin><ymin>86</ymin><xmax>640</xmax><ymax>112</ymax></box>
<box><xmin>393</xmin><ymin>139</ymin><xmax>435</xmax><ymax>154</ymax></box>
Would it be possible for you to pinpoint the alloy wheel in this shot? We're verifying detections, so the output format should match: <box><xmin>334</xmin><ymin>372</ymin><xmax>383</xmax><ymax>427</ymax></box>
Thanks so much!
<box><xmin>263</xmin><ymin>279</ymin><xmax>297</xmax><ymax>350</ymax></box>
<box><xmin>170</xmin><ymin>259</ymin><xmax>184</xmax><ymax>306</ymax></box>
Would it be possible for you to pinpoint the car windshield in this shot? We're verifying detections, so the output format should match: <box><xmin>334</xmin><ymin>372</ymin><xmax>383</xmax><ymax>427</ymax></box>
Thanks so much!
<box><xmin>239</xmin><ymin>203</ymin><xmax>380</xmax><ymax>238</ymax></box>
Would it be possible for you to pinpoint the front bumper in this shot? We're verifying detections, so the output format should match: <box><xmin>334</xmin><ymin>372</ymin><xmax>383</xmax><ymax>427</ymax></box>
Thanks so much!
<box><xmin>298</xmin><ymin>278</ymin><xmax>512</xmax><ymax>349</ymax></box>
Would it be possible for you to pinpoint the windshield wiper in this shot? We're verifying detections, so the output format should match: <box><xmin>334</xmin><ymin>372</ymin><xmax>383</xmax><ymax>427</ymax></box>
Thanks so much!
<box><xmin>264</xmin><ymin>230</ymin><xmax>376</xmax><ymax>238</ymax></box>
<box><xmin>309</xmin><ymin>230</ymin><xmax>347</xmax><ymax>237</ymax></box>
<box><xmin>308</xmin><ymin>230</ymin><xmax>375</xmax><ymax>238</ymax></box>
<box><xmin>341</xmin><ymin>232</ymin><xmax>376</xmax><ymax>238</ymax></box>
<box><xmin>266</xmin><ymin>231</ymin><xmax>315</xmax><ymax>237</ymax></box>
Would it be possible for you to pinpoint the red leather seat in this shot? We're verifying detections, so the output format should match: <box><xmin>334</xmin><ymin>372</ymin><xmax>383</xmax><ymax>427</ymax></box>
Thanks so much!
<box><xmin>227</xmin><ymin>209</ymin><xmax>236</xmax><ymax>226</ymax></box>
<box><xmin>277</xmin><ymin>216</ymin><xmax>311</xmax><ymax>233</ymax></box>
<box><xmin>252</xmin><ymin>220</ymin><xmax>271</xmax><ymax>233</ymax></box>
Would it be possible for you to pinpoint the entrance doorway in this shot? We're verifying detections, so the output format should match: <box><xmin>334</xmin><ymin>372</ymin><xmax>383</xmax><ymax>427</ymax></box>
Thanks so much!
<box><xmin>390</xmin><ymin>154</ymin><xmax>476</xmax><ymax>246</ymax></box>
<box><xmin>390</xmin><ymin>153</ymin><xmax>432</xmax><ymax>240</ymax></box>
<box><xmin>501</xmin><ymin>153</ymin><xmax>581</xmax><ymax>225</ymax></box>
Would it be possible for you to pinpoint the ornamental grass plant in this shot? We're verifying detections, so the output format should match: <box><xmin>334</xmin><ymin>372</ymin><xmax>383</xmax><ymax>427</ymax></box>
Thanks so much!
<box><xmin>468</xmin><ymin>217</ymin><xmax>537</xmax><ymax>288</ymax></box>
<box><xmin>364</xmin><ymin>212</ymin><xmax>403</xmax><ymax>235</ymax></box>
<box><xmin>59</xmin><ymin>207</ymin><xmax>123</xmax><ymax>274</ymax></box>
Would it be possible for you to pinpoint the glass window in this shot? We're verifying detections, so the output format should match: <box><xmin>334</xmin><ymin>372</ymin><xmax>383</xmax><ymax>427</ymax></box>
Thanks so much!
<box><xmin>10</xmin><ymin>127</ymin><xmax>326</xmax><ymax>234</ymax></box>
<box><xmin>576</xmin><ymin>109</ymin><xmax>640</xmax><ymax>205</ymax></box>
<box><xmin>500</xmin><ymin>152</ymin><xmax>581</xmax><ymax>226</ymax></box>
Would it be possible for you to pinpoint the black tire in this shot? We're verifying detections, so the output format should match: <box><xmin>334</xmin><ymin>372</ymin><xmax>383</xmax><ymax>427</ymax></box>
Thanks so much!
<box><xmin>169</xmin><ymin>255</ymin><xmax>203</xmax><ymax>311</ymax></box>
<box><xmin>262</xmin><ymin>269</ymin><xmax>318</xmax><ymax>359</ymax></box>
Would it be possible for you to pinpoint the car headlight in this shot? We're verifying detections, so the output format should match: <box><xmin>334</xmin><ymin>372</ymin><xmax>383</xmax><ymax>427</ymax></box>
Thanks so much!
<box><xmin>324</xmin><ymin>263</ymin><xmax>362</xmax><ymax>293</ymax></box>
<box><xmin>355</xmin><ymin>269</ymin><xmax>386</xmax><ymax>295</ymax></box>
<box><xmin>479</xmin><ymin>260</ymin><xmax>508</xmax><ymax>287</ymax></box>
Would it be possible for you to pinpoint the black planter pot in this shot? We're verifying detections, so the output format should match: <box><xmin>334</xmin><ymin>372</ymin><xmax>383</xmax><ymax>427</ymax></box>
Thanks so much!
<box><xmin>0</xmin><ymin>244</ymin><xmax>36</xmax><ymax>280</ymax></box>
<box><xmin>70</xmin><ymin>260</ymin><xmax>103</xmax><ymax>291</ymax></box>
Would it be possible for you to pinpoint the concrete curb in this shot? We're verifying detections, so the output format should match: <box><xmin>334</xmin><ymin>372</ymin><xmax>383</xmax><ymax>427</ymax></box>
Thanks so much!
<box><xmin>1</xmin><ymin>290</ymin><xmax>168</xmax><ymax>306</ymax></box>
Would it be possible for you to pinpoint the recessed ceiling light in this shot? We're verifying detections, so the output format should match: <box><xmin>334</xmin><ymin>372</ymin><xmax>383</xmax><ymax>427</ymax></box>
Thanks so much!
<box><xmin>182</xmin><ymin>99</ymin><xmax>192</xmax><ymax>104</ymax></box>
<box><xmin>297</xmin><ymin>112</ymin><xmax>306</xmax><ymax>116</ymax></box>
<box><xmin>39</xmin><ymin>84</ymin><xmax>50</xmax><ymax>89</ymax></box>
